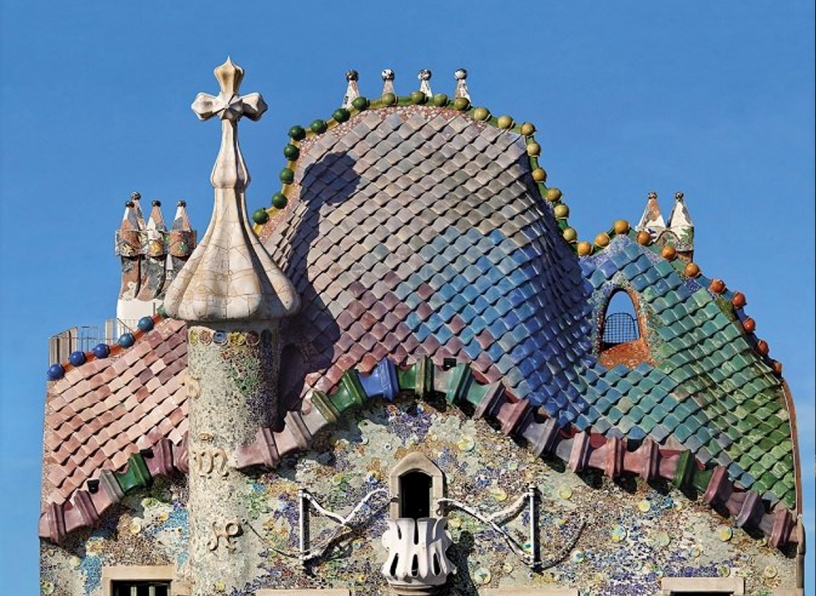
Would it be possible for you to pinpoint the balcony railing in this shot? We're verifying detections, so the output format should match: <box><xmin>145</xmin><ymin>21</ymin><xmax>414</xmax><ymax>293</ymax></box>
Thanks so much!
<box><xmin>48</xmin><ymin>319</ymin><xmax>141</xmax><ymax>365</ymax></box>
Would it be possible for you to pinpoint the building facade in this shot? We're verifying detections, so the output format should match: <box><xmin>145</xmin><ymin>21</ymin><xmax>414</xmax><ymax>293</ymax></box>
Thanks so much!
<box><xmin>40</xmin><ymin>60</ymin><xmax>804</xmax><ymax>595</ymax></box>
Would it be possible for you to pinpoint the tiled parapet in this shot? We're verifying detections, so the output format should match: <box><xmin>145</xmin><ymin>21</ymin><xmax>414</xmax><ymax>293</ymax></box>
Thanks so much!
<box><xmin>229</xmin><ymin>357</ymin><xmax>801</xmax><ymax>552</ymax></box>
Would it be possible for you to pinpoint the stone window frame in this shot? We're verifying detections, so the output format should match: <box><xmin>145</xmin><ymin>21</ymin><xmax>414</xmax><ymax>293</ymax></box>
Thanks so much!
<box><xmin>256</xmin><ymin>590</ymin><xmax>350</xmax><ymax>595</ymax></box>
<box><xmin>481</xmin><ymin>588</ymin><xmax>579</xmax><ymax>595</ymax></box>
<box><xmin>660</xmin><ymin>576</ymin><xmax>746</xmax><ymax>595</ymax></box>
<box><xmin>388</xmin><ymin>452</ymin><xmax>445</xmax><ymax>519</ymax></box>
<box><xmin>101</xmin><ymin>566</ymin><xmax>175</xmax><ymax>596</ymax></box>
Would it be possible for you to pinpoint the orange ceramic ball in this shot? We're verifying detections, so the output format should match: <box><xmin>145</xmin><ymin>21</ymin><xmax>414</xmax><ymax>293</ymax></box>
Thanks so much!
<box><xmin>546</xmin><ymin>187</ymin><xmax>562</xmax><ymax>202</ymax></box>
<box><xmin>742</xmin><ymin>317</ymin><xmax>756</xmax><ymax>333</ymax></box>
<box><xmin>771</xmin><ymin>360</ymin><xmax>783</xmax><ymax>375</ymax></box>
<box><xmin>553</xmin><ymin>203</ymin><xmax>570</xmax><ymax>219</ymax></box>
<box><xmin>661</xmin><ymin>245</ymin><xmax>677</xmax><ymax>260</ymax></box>
<box><xmin>532</xmin><ymin>168</ymin><xmax>548</xmax><ymax>183</ymax></box>
<box><xmin>756</xmin><ymin>340</ymin><xmax>769</xmax><ymax>356</ymax></box>
<box><xmin>709</xmin><ymin>279</ymin><xmax>726</xmax><ymax>294</ymax></box>
<box><xmin>636</xmin><ymin>231</ymin><xmax>652</xmax><ymax>245</ymax></box>
<box><xmin>594</xmin><ymin>232</ymin><xmax>610</xmax><ymax>248</ymax></box>
<box><xmin>526</xmin><ymin>142</ymin><xmax>541</xmax><ymax>156</ymax></box>
<box><xmin>731</xmin><ymin>292</ymin><xmax>747</xmax><ymax>308</ymax></box>
<box><xmin>576</xmin><ymin>241</ymin><xmax>593</xmax><ymax>256</ymax></box>
<box><xmin>520</xmin><ymin>122</ymin><xmax>536</xmax><ymax>136</ymax></box>
<box><xmin>562</xmin><ymin>227</ymin><xmax>577</xmax><ymax>243</ymax></box>
<box><xmin>613</xmin><ymin>219</ymin><xmax>630</xmax><ymax>234</ymax></box>
<box><xmin>684</xmin><ymin>262</ymin><xmax>701</xmax><ymax>278</ymax></box>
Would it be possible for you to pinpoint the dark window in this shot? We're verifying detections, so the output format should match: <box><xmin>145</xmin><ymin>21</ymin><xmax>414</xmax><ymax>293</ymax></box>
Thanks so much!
<box><xmin>399</xmin><ymin>471</ymin><xmax>432</xmax><ymax>519</ymax></box>
<box><xmin>602</xmin><ymin>291</ymin><xmax>640</xmax><ymax>346</ymax></box>
<box><xmin>112</xmin><ymin>581</ymin><xmax>170</xmax><ymax>596</ymax></box>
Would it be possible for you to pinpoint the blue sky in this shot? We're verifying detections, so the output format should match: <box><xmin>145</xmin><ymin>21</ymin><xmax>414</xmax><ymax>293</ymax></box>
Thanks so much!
<box><xmin>1</xmin><ymin>2</ymin><xmax>813</xmax><ymax>592</ymax></box>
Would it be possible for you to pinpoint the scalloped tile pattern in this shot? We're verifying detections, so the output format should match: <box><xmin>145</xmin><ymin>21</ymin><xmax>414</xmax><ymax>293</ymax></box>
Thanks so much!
<box><xmin>42</xmin><ymin>318</ymin><xmax>188</xmax><ymax>504</ymax></box>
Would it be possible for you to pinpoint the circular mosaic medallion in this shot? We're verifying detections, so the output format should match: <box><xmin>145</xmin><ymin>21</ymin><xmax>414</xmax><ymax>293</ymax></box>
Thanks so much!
<box><xmin>490</xmin><ymin>486</ymin><xmax>508</xmax><ymax>502</ymax></box>
<box><xmin>199</xmin><ymin>329</ymin><xmax>213</xmax><ymax>345</ymax></box>
<box><xmin>473</xmin><ymin>568</ymin><xmax>491</xmax><ymax>585</ymax></box>
<box><xmin>637</xmin><ymin>499</ymin><xmax>651</xmax><ymax>513</ymax></box>
<box><xmin>570</xmin><ymin>550</ymin><xmax>585</xmax><ymax>564</ymax></box>
<box><xmin>558</xmin><ymin>485</ymin><xmax>573</xmax><ymax>500</ymax></box>
<box><xmin>717</xmin><ymin>564</ymin><xmax>731</xmax><ymax>578</ymax></box>
<box><xmin>188</xmin><ymin>329</ymin><xmax>199</xmax><ymax>345</ymax></box>
<box><xmin>610</xmin><ymin>525</ymin><xmax>627</xmax><ymax>543</ymax></box>
<box><xmin>763</xmin><ymin>565</ymin><xmax>778</xmax><ymax>578</ymax></box>
<box><xmin>718</xmin><ymin>526</ymin><xmax>734</xmax><ymax>541</ymax></box>
<box><xmin>213</xmin><ymin>331</ymin><xmax>228</xmax><ymax>345</ymax></box>
<box><xmin>654</xmin><ymin>531</ymin><xmax>670</xmax><ymax>548</ymax></box>
<box><xmin>457</xmin><ymin>436</ymin><xmax>475</xmax><ymax>452</ymax></box>
<box><xmin>245</xmin><ymin>331</ymin><xmax>260</xmax><ymax>346</ymax></box>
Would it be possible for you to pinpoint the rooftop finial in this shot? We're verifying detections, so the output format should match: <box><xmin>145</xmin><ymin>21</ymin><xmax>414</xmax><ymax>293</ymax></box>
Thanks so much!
<box><xmin>342</xmin><ymin>69</ymin><xmax>360</xmax><ymax>109</ymax></box>
<box><xmin>637</xmin><ymin>190</ymin><xmax>666</xmax><ymax>237</ymax></box>
<box><xmin>164</xmin><ymin>59</ymin><xmax>298</xmax><ymax>322</ymax></box>
<box><xmin>668</xmin><ymin>190</ymin><xmax>694</xmax><ymax>253</ymax></box>
<box><xmin>454</xmin><ymin>68</ymin><xmax>470</xmax><ymax>100</ymax></box>
<box><xmin>191</xmin><ymin>57</ymin><xmax>268</xmax><ymax>190</ymax></box>
<box><xmin>418</xmin><ymin>69</ymin><xmax>433</xmax><ymax>99</ymax></box>
<box><xmin>381</xmin><ymin>68</ymin><xmax>396</xmax><ymax>95</ymax></box>
<box><xmin>674</xmin><ymin>191</ymin><xmax>685</xmax><ymax>201</ymax></box>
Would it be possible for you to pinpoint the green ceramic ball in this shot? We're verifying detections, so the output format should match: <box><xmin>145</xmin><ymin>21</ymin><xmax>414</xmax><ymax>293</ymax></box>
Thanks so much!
<box><xmin>453</xmin><ymin>97</ymin><xmax>470</xmax><ymax>111</ymax></box>
<box><xmin>288</xmin><ymin>125</ymin><xmax>306</xmax><ymax>141</ymax></box>
<box><xmin>432</xmin><ymin>93</ymin><xmax>449</xmax><ymax>107</ymax></box>
<box><xmin>352</xmin><ymin>96</ymin><xmax>369</xmax><ymax>111</ymax></box>
<box><xmin>381</xmin><ymin>92</ymin><xmax>397</xmax><ymax>106</ymax></box>
<box><xmin>497</xmin><ymin>115</ymin><xmax>514</xmax><ymax>129</ymax></box>
<box><xmin>473</xmin><ymin>107</ymin><xmax>490</xmax><ymax>121</ymax></box>
<box><xmin>310</xmin><ymin>119</ymin><xmax>327</xmax><ymax>134</ymax></box>
<box><xmin>283</xmin><ymin>144</ymin><xmax>300</xmax><ymax>160</ymax></box>
<box><xmin>410</xmin><ymin>91</ymin><xmax>427</xmax><ymax>105</ymax></box>
<box><xmin>252</xmin><ymin>208</ymin><xmax>269</xmax><ymax>224</ymax></box>
<box><xmin>280</xmin><ymin>168</ymin><xmax>295</xmax><ymax>184</ymax></box>
<box><xmin>271</xmin><ymin>193</ymin><xmax>288</xmax><ymax>209</ymax></box>
<box><xmin>332</xmin><ymin>108</ymin><xmax>350</xmax><ymax>123</ymax></box>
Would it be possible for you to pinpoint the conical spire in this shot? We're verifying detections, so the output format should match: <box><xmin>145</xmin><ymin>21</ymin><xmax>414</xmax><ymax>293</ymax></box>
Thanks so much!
<box><xmin>418</xmin><ymin>69</ymin><xmax>432</xmax><ymax>99</ymax></box>
<box><xmin>381</xmin><ymin>68</ymin><xmax>396</xmax><ymax>95</ymax></box>
<box><xmin>163</xmin><ymin>58</ymin><xmax>299</xmax><ymax>322</ymax></box>
<box><xmin>342</xmin><ymin>69</ymin><xmax>360</xmax><ymax>109</ymax></box>
<box><xmin>667</xmin><ymin>191</ymin><xmax>694</xmax><ymax>252</ymax></box>
<box><xmin>166</xmin><ymin>200</ymin><xmax>197</xmax><ymax>285</ymax></box>
<box><xmin>129</xmin><ymin>191</ymin><xmax>146</xmax><ymax>229</ymax></box>
<box><xmin>636</xmin><ymin>191</ymin><xmax>666</xmax><ymax>238</ymax></box>
<box><xmin>171</xmin><ymin>200</ymin><xmax>193</xmax><ymax>231</ymax></box>
<box><xmin>454</xmin><ymin>68</ymin><xmax>470</xmax><ymax>100</ymax></box>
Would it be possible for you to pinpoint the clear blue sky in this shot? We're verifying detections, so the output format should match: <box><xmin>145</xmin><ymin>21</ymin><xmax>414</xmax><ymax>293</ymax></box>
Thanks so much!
<box><xmin>1</xmin><ymin>2</ymin><xmax>813</xmax><ymax>592</ymax></box>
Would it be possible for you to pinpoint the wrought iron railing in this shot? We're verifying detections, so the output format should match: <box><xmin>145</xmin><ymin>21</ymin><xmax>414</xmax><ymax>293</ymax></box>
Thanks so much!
<box><xmin>602</xmin><ymin>312</ymin><xmax>639</xmax><ymax>345</ymax></box>
<box><xmin>48</xmin><ymin>319</ymin><xmax>140</xmax><ymax>364</ymax></box>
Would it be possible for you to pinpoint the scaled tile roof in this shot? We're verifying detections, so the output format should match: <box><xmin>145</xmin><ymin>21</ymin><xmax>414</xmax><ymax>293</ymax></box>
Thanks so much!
<box><xmin>42</xmin><ymin>317</ymin><xmax>188</xmax><ymax>505</ymax></box>
<box><xmin>41</xmin><ymin>99</ymin><xmax>800</xmax><ymax>541</ymax></box>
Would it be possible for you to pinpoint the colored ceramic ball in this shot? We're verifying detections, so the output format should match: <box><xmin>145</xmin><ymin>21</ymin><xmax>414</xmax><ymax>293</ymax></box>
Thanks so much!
<box><xmin>69</xmin><ymin>351</ymin><xmax>87</xmax><ymax>367</ymax></box>
<box><xmin>137</xmin><ymin>316</ymin><xmax>155</xmax><ymax>332</ymax></box>
<box><xmin>731</xmin><ymin>292</ymin><xmax>747</xmax><ymax>308</ymax></box>
<box><xmin>252</xmin><ymin>209</ymin><xmax>269</xmax><ymax>224</ymax></box>
<box><xmin>118</xmin><ymin>333</ymin><xmax>135</xmax><ymax>348</ymax></box>
<box><xmin>473</xmin><ymin>107</ymin><xmax>490</xmax><ymax>121</ymax></box>
<box><xmin>553</xmin><ymin>203</ymin><xmax>570</xmax><ymax>219</ymax></box>
<box><xmin>532</xmin><ymin>168</ymin><xmax>548</xmax><ymax>183</ymax></box>
<box><xmin>661</xmin><ymin>245</ymin><xmax>677</xmax><ymax>260</ymax></box>
<box><xmin>613</xmin><ymin>219</ymin><xmax>630</xmax><ymax>234</ymax></box>
<box><xmin>709</xmin><ymin>279</ymin><xmax>726</xmax><ymax>294</ymax></box>
<box><xmin>310</xmin><ymin>119</ymin><xmax>327</xmax><ymax>134</ymax></box>
<box><xmin>156</xmin><ymin>304</ymin><xmax>167</xmax><ymax>317</ymax></box>
<box><xmin>453</xmin><ymin>97</ymin><xmax>470</xmax><ymax>111</ymax></box>
<box><xmin>92</xmin><ymin>343</ymin><xmax>110</xmax><ymax>359</ymax></box>
<box><xmin>497</xmin><ymin>115</ymin><xmax>514</xmax><ymax>129</ymax></box>
<box><xmin>47</xmin><ymin>364</ymin><xmax>65</xmax><ymax>381</ymax></box>
<box><xmin>271</xmin><ymin>193</ymin><xmax>288</xmax><ymax>209</ymax></box>
<box><xmin>562</xmin><ymin>227</ymin><xmax>577</xmax><ymax>243</ymax></box>
<box><xmin>520</xmin><ymin>122</ymin><xmax>536</xmax><ymax>136</ymax></box>
<box><xmin>636</xmin><ymin>231</ymin><xmax>652</xmax><ymax>245</ymax></box>
<box><xmin>546</xmin><ymin>187</ymin><xmax>562</xmax><ymax>202</ymax></box>
<box><xmin>410</xmin><ymin>91</ymin><xmax>426</xmax><ymax>105</ymax></box>
<box><xmin>288</xmin><ymin>125</ymin><xmax>306</xmax><ymax>141</ymax></box>
<box><xmin>283</xmin><ymin>144</ymin><xmax>300</xmax><ymax>160</ymax></box>
<box><xmin>432</xmin><ymin>93</ymin><xmax>449</xmax><ymax>107</ymax></box>
<box><xmin>381</xmin><ymin>92</ymin><xmax>397</xmax><ymax>106</ymax></box>
<box><xmin>526</xmin><ymin>142</ymin><xmax>541</xmax><ymax>157</ymax></box>
<box><xmin>332</xmin><ymin>108</ymin><xmax>350</xmax><ymax>123</ymax></box>
<box><xmin>756</xmin><ymin>340</ymin><xmax>769</xmax><ymax>356</ymax></box>
<box><xmin>684</xmin><ymin>262</ymin><xmax>701</xmax><ymax>278</ymax></box>
<box><xmin>352</xmin><ymin>96</ymin><xmax>369</xmax><ymax>111</ymax></box>
<box><xmin>280</xmin><ymin>168</ymin><xmax>295</xmax><ymax>184</ymax></box>
<box><xmin>594</xmin><ymin>232</ymin><xmax>610</xmax><ymax>248</ymax></box>
<box><xmin>771</xmin><ymin>360</ymin><xmax>783</xmax><ymax>375</ymax></box>
<box><xmin>576</xmin><ymin>241</ymin><xmax>593</xmax><ymax>256</ymax></box>
<box><xmin>742</xmin><ymin>317</ymin><xmax>756</xmax><ymax>333</ymax></box>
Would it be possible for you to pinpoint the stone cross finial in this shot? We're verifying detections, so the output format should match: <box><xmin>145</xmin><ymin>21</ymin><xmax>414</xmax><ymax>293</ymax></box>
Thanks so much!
<box><xmin>163</xmin><ymin>59</ymin><xmax>299</xmax><ymax>322</ymax></box>
<box><xmin>191</xmin><ymin>58</ymin><xmax>268</xmax><ymax>190</ymax></box>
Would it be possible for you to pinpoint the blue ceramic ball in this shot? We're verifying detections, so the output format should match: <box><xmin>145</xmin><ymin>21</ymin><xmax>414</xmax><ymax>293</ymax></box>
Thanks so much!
<box><xmin>118</xmin><ymin>333</ymin><xmax>135</xmax><ymax>348</ymax></box>
<box><xmin>47</xmin><ymin>364</ymin><xmax>65</xmax><ymax>381</ymax></box>
<box><xmin>137</xmin><ymin>316</ymin><xmax>155</xmax><ymax>332</ymax></box>
<box><xmin>92</xmin><ymin>343</ymin><xmax>110</xmax><ymax>359</ymax></box>
<box><xmin>68</xmin><ymin>351</ymin><xmax>87</xmax><ymax>367</ymax></box>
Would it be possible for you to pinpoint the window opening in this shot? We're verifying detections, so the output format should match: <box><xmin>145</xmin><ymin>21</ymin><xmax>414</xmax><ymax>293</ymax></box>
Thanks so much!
<box><xmin>399</xmin><ymin>471</ymin><xmax>432</xmax><ymax>519</ymax></box>
<box><xmin>111</xmin><ymin>581</ymin><xmax>170</xmax><ymax>596</ymax></box>
<box><xmin>602</xmin><ymin>291</ymin><xmax>640</xmax><ymax>346</ymax></box>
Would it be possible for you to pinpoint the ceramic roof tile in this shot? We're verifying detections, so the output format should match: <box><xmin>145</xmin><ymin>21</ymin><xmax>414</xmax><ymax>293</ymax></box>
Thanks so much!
<box><xmin>42</xmin><ymin>317</ymin><xmax>188</xmax><ymax>505</ymax></box>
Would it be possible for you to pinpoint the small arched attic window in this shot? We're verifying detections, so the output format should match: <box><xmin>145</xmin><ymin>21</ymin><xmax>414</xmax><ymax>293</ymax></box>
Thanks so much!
<box><xmin>389</xmin><ymin>453</ymin><xmax>445</xmax><ymax>520</ymax></box>
<box><xmin>599</xmin><ymin>289</ymin><xmax>650</xmax><ymax>369</ymax></box>
<box><xmin>601</xmin><ymin>291</ymin><xmax>640</xmax><ymax>347</ymax></box>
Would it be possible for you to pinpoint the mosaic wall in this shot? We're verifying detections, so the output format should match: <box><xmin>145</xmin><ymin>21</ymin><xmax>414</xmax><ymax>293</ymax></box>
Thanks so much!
<box><xmin>40</xmin><ymin>400</ymin><xmax>797</xmax><ymax>595</ymax></box>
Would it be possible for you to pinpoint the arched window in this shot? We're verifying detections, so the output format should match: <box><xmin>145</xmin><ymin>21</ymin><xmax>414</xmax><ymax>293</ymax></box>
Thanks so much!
<box><xmin>389</xmin><ymin>453</ymin><xmax>445</xmax><ymax>520</ymax></box>
<box><xmin>601</xmin><ymin>290</ymin><xmax>640</xmax><ymax>348</ymax></box>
